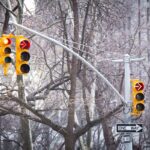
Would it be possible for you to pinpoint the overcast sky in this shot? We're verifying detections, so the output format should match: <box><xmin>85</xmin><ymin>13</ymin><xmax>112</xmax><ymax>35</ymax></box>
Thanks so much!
<box><xmin>24</xmin><ymin>0</ymin><xmax>35</xmax><ymax>15</ymax></box>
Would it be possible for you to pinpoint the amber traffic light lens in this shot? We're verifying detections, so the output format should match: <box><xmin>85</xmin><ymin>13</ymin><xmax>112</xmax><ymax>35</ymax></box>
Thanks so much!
<box><xmin>21</xmin><ymin>52</ymin><xmax>30</xmax><ymax>61</ymax></box>
<box><xmin>5</xmin><ymin>57</ymin><xmax>11</xmax><ymax>63</ymax></box>
<box><xmin>4</xmin><ymin>47</ymin><xmax>11</xmax><ymax>54</ymax></box>
<box><xmin>136</xmin><ymin>93</ymin><xmax>144</xmax><ymax>100</ymax></box>
<box><xmin>136</xmin><ymin>103</ymin><xmax>145</xmax><ymax>111</ymax></box>
<box><xmin>20</xmin><ymin>64</ymin><xmax>30</xmax><ymax>73</ymax></box>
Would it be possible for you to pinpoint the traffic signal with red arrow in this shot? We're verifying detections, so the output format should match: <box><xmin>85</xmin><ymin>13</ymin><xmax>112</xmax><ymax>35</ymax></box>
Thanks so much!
<box><xmin>131</xmin><ymin>79</ymin><xmax>145</xmax><ymax>116</ymax></box>
<box><xmin>15</xmin><ymin>35</ymin><xmax>30</xmax><ymax>75</ymax></box>
<box><xmin>0</xmin><ymin>35</ymin><xmax>12</xmax><ymax>75</ymax></box>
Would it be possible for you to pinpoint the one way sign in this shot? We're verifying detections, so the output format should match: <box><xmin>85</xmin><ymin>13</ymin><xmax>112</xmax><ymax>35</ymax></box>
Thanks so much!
<box><xmin>117</xmin><ymin>124</ymin><xmax>143</xmax><ymax>132</ymax></box>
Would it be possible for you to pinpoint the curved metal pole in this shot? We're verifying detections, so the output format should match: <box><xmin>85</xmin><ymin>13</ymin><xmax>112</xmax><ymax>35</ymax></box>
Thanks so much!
<box><xmin>10</xmin><ymin>21</ymin><xmax>125</xmax><ymax>103</ymax></box>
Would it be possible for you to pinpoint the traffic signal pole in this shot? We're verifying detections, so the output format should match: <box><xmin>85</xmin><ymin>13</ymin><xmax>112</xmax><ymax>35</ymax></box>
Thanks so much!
<box><xmin>113</xmin><ymin>54</ymin><xmax>132</xmax><ymax>149</ymax></box>
<box><xmin>124</xmin><ymin>54</ymin><xmax>132</xmax><ymax>150</ymax></box>
<box><xmin>124</xmin><ymin>54</ymin><xmax>131</xmax><ymax>121</ymax></box>
<box><xmin>112</xmin><ymin>54</ymin><xmax>145</xmax><ymax>150</ymax></box>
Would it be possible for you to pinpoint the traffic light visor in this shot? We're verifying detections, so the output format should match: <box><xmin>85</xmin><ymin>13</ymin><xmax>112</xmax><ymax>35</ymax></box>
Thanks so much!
<box><xmin>4</xmin><ymin>47</ymin><xmax>11</xmax><ymax>54</ymax></box>
<box><xmin>4</xmin><ymin>57</ymin><xmax>11</xmax><ymax>63</ymax></box>
<box><xmin>20</xmin><ymin>64</ymin><xmax>30</xmax><ymax>73</ymax></box>
<box><xmin>136</xmin><ymin>103</ymin><xmax>145</xmax><ymax>111</ymax></box>
<box><xmin>136</xmin><ymin>93</ymin><xmax>144</xmax><ymax>100</ymax></box>
<box><xmin>21</xmin><ymin>52</ymin><xmax>30</xmax><ymax>61</ymax></box>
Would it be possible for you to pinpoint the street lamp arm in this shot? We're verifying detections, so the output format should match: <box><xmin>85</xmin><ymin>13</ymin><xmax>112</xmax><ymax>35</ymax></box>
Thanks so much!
<box><xmin>10</xmin><ymin>22</ymin><xmax>125</xmax><ymax>103</ymax></box>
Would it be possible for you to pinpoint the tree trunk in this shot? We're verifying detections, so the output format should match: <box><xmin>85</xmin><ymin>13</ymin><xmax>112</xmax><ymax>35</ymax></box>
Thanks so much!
<box><xmin>138</xmin><ymin>0</ymin><xmax>141</xmax><ymax>47</ymax></box>
<box><xmin>102</xmin><ymin>121</ymin><xmax>116</xmax><ymax>150</ymax></box>
<box><xmin>138</xmin><ymin>0</ymin><xmax>142</xmax><ymax>78</ymax></box>
<box><xmin>147</xmin><ymin>0</ymin><xmax>150</xmax><ymax>61</ymax></box>
<box><xmin>3</xmin><ymin>140</ymin><xmax>13</xmax><ymax>150</ymax></box>
<box><xmin>96</xmin><ymin>92</ymin><xmax>117</xmax><ymax>150</ymax></box>
<box><xmin>65</xmin><ymin>135</ymin><xmax>76</xmax><ymax>150</ymax></box>
<box><xmin>82</xmin><ymin>64</ymin><xmax>91</xmax><ymax>150</ymax></box>
<box><xmin>65</xmin><ymin>0</ymin><xmax>79</xmax><ymax>149</ymax></box>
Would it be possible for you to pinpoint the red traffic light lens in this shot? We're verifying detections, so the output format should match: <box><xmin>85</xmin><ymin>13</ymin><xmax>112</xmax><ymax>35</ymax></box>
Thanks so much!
<box><xmin>21</xmin><ymin>52</ymin><xmax>30</xmax><ymax>61</ymax></box>
<box><xmin>3</xmin><ymin>38</ymin><xmax>11</xmax><ymax>45</ymax></box>
<box><xmin>135</xmin><ymin>82</ymin><xmax>144</xmax><ymax>91</ymax></box>
<box><xmin>136</xmin><ymin>93</ymin><xmax>144</xmax><ymax>100</ymax></box>
<box><xmin>136</xmin><ymin>103</ymin><xmax>145</xmax><ymax>111</ymax></box>
<box><xmin>20</xmin><ymin>64</ymin><xmax>30</xmax><ymax>73</ymax></box>
<box><xmin>20</xmin><ymin>40</ymin><xmax>30</xmax><ymax>49</ymax></box>
<box><xmin>4</xmin><ymin>47</ymin><xmax>11</xmax><ymax>54</ymax></box>
<box><xmin>4</xmin><ymin>57</ymin><xmax>11</xmax><ymax>63</ymax></box>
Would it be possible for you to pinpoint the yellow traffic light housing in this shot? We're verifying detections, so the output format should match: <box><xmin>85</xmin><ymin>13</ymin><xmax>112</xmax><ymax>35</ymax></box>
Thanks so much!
<box><xmin>0</xmin><ymin>36</ymin><xmax>12</xmax><ymax>75</ymax></box>
<box><xmin>16</xmin><ymin>35</ymin><xmax>30</xmax><ymax>75</ymax></box>
<box><xmin>131</xmin><ymin>79</ymin><xmax>145</xmax><ymax>116</ymax></box>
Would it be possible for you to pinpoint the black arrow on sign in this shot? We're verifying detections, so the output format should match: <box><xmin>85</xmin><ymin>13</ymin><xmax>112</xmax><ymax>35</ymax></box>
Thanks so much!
<box><xmin>117</xmin><ymin>124</ymin><xmax>143</xmax><ymax>132</ymax></box>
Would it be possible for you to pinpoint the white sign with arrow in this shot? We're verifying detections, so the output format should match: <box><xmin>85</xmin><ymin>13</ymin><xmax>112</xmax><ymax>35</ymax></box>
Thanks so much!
<box><xmin>117</xmin><ymin>124</ymin><xmax>143</xmax><ymax>132</ymax></box>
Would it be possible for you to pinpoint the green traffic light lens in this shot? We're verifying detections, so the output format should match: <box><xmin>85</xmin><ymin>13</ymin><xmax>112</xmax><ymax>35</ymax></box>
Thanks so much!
<box><xmin>5</xmin><ymin>57</ymin><xmax>11</xmax><ymax>63</ymax></box>
<box><xmin>136</xmin><ymin>93</ymin><xmax>144</xmax><ymax>100</ymax></box>
<box><xmin>20</xmin><ymin>64</ymin><xmax>30</xmax><ymax>73</ymax></box>
<box><xmin>4</xmin><ymin>47</ymin><xmax>11</xmax><ymax>54</ymax></box>
<box><xmin>136</xmin><ymin>103</ymin><xmax>145</xmax><ymax>111</ymax></box>
<box><xmin>21</xmin><ymin>52</ymin><xmax>30</xmax><ymax>61</ymax></box>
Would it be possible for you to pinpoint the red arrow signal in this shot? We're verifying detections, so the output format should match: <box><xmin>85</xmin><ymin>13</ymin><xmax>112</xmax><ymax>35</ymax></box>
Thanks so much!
<box><xmin>135</xmin><ymin>82</ymin><xmax>144</xmax><ymax>91</ymax></box>
<box><xmin>20</xmin><ymin>40</ymin><xmax>30</xmax><ymax>49</ymax></box>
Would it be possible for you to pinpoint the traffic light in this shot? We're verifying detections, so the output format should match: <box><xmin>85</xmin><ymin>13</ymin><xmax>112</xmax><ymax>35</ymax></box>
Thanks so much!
<box><xmin>131</xmin><ymin>79</ymin><xmax>145</xmax><ymax>116</ymax></box>
<box><xmin>0</xmin><ymin>36</ymin><xmax>12</xmax><ymax>75</ymax></box>
<box><xmin>16</xmin><ymin>35</ymin><xmax>30</xmax><ymax>75</ymax></box>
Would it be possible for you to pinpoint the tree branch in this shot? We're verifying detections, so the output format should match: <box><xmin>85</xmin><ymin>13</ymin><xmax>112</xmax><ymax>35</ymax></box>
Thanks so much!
<box><xmin>27</xmin><ymin>75</ymin><xmax>70</xmax><ymax>101</ymax></box>
<box><xmin>0</xmin><ymin>1</ymin><xmax>16</xmax><ymax>17</ymax></box>
<box><xmin>75</xmin><ymin>104</ymin><xmax>123</xmax><ymax>139</ymax></box>
<box><xmin>0</xmin><ymin>95</ymin><xmax>68</xmax><ymax>136</ymax></box>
